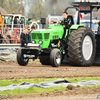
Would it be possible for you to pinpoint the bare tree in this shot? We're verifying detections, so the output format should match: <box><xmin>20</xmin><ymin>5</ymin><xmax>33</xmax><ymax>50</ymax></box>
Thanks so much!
<box><xmin>0</xmin><ymin>0</ymin><xmax>24</xmax><ymax>14</ymax></box>
<box><xmin>28</xmin><ymin>0</ymin><xmax>46</xmax><ymax>20</ymax></box>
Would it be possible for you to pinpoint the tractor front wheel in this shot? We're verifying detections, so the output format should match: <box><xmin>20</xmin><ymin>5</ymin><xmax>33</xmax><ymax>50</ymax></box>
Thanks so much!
<box><xmin>17</xmin><ymin>49</ymin><xmax>29</xmax><ymax>66</ymax></box>
<box><xmin>50</xmin><ymin>49</ymin><xmax>62</xmax><ymax>67</ymax></box>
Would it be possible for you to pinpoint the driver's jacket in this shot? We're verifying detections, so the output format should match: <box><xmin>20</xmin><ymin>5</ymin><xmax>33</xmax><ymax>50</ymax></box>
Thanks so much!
<box><xmin>61</xmin><ymin>18</ymin><xmax>72</xmax><ymax>29</ymax></box>
<box><xmin>60</xmin><ymin>17</ymin><xmax>72</xmax><ymax>39</ymax></box>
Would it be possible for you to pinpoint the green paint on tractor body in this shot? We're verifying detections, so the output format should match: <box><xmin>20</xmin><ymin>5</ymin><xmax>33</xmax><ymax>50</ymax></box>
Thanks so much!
<box><xmin>30</xmin><ymin>24</ymin><xmax>84</xmax><ymax>49</ymax></box>
<box><xmin>31</xmin><ymin>24</ymin><xmax>64</xmax><ymax>48</ymax></box>
<box><xmin>70</xmin><ymin>24</ymin><xmax>84</xmax><ymax>30</ymax></box>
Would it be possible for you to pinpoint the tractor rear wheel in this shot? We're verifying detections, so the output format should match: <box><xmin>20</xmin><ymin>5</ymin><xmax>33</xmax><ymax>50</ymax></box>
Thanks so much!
<box><xmin>39</xmin><ymin>55</ymin><xmax>50</xmax><ymax>65</ymax></box>
<box><xmin>50</xmin><ymin>49</ymin><xmax>62</xmax><ymax>67</ymax></box>
<box><xmin>17</xmin><ymin>49</ymin><xmax>29</xmax><ymax>66</ymax></box>
<box><xmin>67</xmin><ymin>27</ymin><xmax>96</xmax><ymax>66</ymax></box>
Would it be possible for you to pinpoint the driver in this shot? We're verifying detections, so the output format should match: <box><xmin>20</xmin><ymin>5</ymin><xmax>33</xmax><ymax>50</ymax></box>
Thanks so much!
<box><xmin>61</xmin><ymin>11</ymin><xmax>72</xmax><ymax>39</ymax></box>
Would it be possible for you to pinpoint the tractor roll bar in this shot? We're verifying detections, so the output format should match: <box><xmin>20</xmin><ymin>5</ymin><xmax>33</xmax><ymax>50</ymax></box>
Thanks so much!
<box><xmin>64</xmin><ymin>7</ymin><xmax>80</xmax><ymax>24</ymax></box>
<box><xmin>64</xmin><ymin>7</ymin><xmax>79</xmax><ymax>12</ymax></box>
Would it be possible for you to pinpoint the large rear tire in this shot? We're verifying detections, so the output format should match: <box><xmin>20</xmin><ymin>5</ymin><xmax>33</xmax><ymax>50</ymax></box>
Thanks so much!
<box><xmin>39</xmin><ymin>55</ymin><xmax>50</xmax><ymax>65</ymax></box>
<box><xmin>67</xmin><ymin>27</ymin><xmax>96</xmax><ymax>66</ymax></box>
<box><xmin>50</xmin><ymin>49</ymin><xmax>62</xmax><ymax>67</ymax></box>
<box><xmin>17</xmin><ymin>49</ymin><xmax>29</xmax><ymax>66</ymax></box>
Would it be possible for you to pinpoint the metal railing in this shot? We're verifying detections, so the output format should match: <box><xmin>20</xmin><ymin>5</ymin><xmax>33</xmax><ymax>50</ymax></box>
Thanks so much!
<box><xmin>0</xmin><ymin>24</ymin><xmax>25</xmax><ymax>45</ymax></box>
<box><xmin>0</xmin><ymin>44</ymin><xmax>21</xmax><ymax>49</ymax></box>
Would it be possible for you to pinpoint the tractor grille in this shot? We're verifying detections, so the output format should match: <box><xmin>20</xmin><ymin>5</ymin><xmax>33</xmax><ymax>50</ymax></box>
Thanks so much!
<box><xmin>31</xmin><ymin>33</ymin><xmax>42</xmax><ymax>39</ymax></box>
<box><xmin>44</xmin><ymin>33</ymin><xmax>49</xmax><ymax>39</ymax></box>
<box><xmin>53</xmin><ymin>35</ymin><xmax>59</xmax><ymax>39</ymax></box>
<box><xmin>37</xmin><ymin>33</ymin><xmax>42</xmax><ymax>39</ymax></box>
<box><xmin>32</xmin><ymin>33</ymin><xmax>36</xmax><ymax>39</ymax></box>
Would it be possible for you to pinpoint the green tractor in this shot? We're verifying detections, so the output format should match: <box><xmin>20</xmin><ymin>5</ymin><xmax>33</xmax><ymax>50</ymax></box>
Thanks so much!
<box><xmin>17</xmin><ymin>2</ymin><xmax>99</xmax><ymax>67</ymax></box>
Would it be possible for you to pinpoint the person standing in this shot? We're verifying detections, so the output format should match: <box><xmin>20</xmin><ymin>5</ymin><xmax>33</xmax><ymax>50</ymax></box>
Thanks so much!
<box><xmin>14</xmin><ymin>17</ymin><xmax>18</xmax><ymax>27</ymax></box>
<box><xmin>0</xmin><ymin>29</ymin><xmax>3</xmax><ymax>43</ymax></box>
<box><xmin>20</xmin><ymin>28</ymin><xmax>28</xmax><ymax>48</ymax></box>
<box><xmin>27</xmin><ymin>25</ymin><xmax>35</xmax><ymax>43</ymax></box>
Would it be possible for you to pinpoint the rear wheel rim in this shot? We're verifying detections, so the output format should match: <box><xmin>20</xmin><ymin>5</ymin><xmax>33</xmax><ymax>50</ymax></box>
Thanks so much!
<box><xmin>82</xmin><ymin>35</ymin><xmax>93</xmax><ymax>60</ymax></box>
<box><xmin>55</xmin><ymin>52</ymin><xmax>61</xmax><ymax>64</ymax></box>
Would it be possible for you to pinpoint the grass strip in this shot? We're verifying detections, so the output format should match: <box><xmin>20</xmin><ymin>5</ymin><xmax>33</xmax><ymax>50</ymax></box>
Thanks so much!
<box><xmin>0</xmin><ymin>77</ymin><xmax>100</xmax><ymax>95</ymax></box>
<box><xmin>0</xmin><ymin>86</ymin><xmax>66</xmax><ymax>95</ymax></box>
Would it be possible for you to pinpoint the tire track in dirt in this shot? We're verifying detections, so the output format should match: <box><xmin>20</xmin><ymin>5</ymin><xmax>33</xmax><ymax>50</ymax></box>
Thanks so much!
<box><xmin>0</xmin><ymin>61</ymin><xmax>100</xmax><ymax>79</ymax></box>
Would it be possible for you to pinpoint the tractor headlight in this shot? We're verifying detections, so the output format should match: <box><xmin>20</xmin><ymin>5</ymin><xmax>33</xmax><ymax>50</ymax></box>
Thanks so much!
<box><xmin>39</xmin><ymin>41</ymin><xmax>43</xmax><ymax>44</ymax></box>
<box><xmin>32</xmin><ymin>40</ymin><xmax>36</xmax><ymax>44</ymax></box>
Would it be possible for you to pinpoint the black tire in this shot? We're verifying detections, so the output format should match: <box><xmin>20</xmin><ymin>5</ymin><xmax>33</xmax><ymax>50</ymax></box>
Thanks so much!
<box><xmin>67</xmin><ymin>27</ymin><xmax>96</xmax><ymax>66</ymax></box>
<box><xmin>50</xmin><ymin>49</ymin><xmax>62</xmax><ymax>67</ymax></box>
<box><xmin>17</xmin><ymin>49</ymin><xmax>29</xmax><ymax>66</ymax></box>
<box><xmin>39</xmin><ymin>55</ymin><xmax>50</xmax><ymax>65</ymax></box>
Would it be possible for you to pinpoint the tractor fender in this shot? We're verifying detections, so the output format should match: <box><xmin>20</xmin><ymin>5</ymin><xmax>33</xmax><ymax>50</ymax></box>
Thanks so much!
<box><xmin>70</xmin><ymin>25</ymin><xmax>84</xmax><ymax>30</ymax></box>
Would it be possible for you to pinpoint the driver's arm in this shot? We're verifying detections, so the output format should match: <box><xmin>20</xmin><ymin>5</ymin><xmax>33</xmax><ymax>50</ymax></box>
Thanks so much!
<box><xmin>63</xmin><ymin>18</ymin><xmax>72</xmax><ymax>29</ymax></box>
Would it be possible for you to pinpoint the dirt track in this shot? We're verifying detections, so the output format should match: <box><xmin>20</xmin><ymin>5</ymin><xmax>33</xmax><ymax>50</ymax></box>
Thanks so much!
<box><xmin>0</xmin><ymin>61</ymin><xmax>100</xmax><ymax>79</ymax></box>
<box><xmin>1</xmin><ymin>61</ymin><xmax>100</xmax><ymax>100</ymax></box>
<box><xmin>5</xmin><ymin>94</ymin><xmax>100</xmax><ymax>100</ymax></box>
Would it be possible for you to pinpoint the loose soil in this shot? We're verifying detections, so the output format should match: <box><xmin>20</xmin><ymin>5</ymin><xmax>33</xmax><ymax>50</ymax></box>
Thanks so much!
<box><xmin>2</xmin><ymin>88</ymin><xmax>100</xmax><ymax>100</ymax></box>
<box><xmin>0</xmin><ymin>61</ymin><xmax>100</xmax><ymax>100</ymax></box>
<box><xmin>0</xmin><ymin>61</ymin><xmax>100</xmax><ymax>79</ymax></box>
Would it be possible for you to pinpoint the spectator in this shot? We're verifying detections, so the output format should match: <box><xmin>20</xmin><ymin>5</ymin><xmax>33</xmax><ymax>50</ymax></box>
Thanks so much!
<box><xmin>14</xmin><ymin>17</ymin><xmax>18</xmax><ymax>27</ymax></box>
<box><xmin>27</xmin><ymin>25</ymin><xmax>35</xmax><ymax>43</ymax></box>
<box><xmin>0</xmin><ymin>30</ymin><xmax>3</xmax><ymax>43</ymax></box>
<box><xmin>97</xmin><ymin>22</ymin><xmax>100</xmax><ymax>34</ymax></box>
<box><xmin>14</xmin><ymin>27</ymin><xmax>18</xmax><ymax>36</ymax></box>
<box><xmin>20</xmin><ymin>28</ymin><xmax>28</xmax><ymax>48</ymax></box>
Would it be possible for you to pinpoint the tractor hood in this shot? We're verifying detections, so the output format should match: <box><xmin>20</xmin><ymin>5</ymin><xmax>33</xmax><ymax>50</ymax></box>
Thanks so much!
<box><xmin>30</xmin><ymin>24</ymin><xmax>64</xmax><ymax>48</ymax></box>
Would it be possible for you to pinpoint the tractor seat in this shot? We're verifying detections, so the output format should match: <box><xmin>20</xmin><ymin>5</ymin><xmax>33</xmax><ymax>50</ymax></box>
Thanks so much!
<box><xmin>67</xmin><ymin>15</ymin><xmax>74</xmax><ymax>25</ymax></box>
